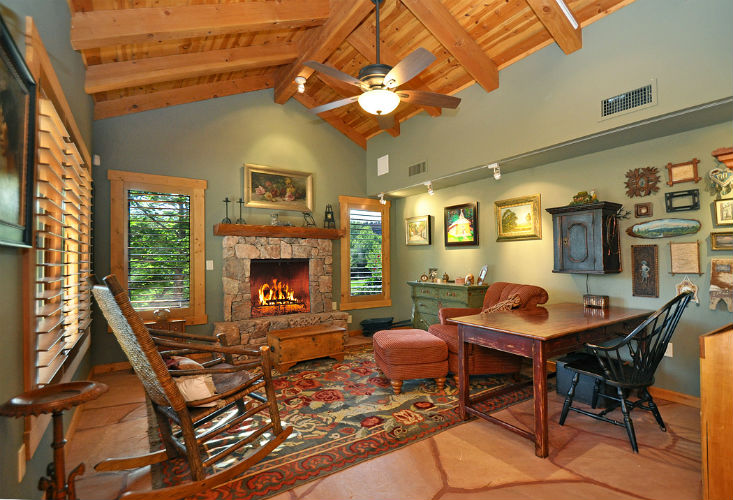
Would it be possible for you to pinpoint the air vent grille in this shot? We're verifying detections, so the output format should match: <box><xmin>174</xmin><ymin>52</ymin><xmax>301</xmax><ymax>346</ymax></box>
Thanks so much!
<box><xmin>408</xmin><ymin>161</ymin><xmax>426</xmax><ymax>176</ymax></box>
<box><xmin>601</xmin><ymin>81</ymin><xmax>656</xmax><ymax>118</ymax></box>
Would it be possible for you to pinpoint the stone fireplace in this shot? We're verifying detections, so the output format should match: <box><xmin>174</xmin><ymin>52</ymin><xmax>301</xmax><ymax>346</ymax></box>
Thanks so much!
<box><xmin>250</xmin><ymin>258</ymin><xmax>310</xmax><ymax>317</ymax></box>
<box><xmin>215</xmin><ymin>234</ymin><xmax>348</xmax><ymax>349</ymax></box>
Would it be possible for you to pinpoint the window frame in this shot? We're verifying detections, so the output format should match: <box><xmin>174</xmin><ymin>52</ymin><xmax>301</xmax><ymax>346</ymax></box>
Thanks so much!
<box><xmin>108</xmin><ymin>170</ymin><xmax>207</xmax><ymax>325</ymax></box>
<box><xmin>338</xmin><ymin>195</ymin><xmax>391</xmax><ymax>310</ymax></box>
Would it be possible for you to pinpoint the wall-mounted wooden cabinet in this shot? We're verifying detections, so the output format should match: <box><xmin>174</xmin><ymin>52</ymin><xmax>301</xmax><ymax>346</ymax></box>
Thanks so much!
<box><xmin>546</xmin><ymin>202</ymin><xmax>622</xmax><ymax>274</ymax></box>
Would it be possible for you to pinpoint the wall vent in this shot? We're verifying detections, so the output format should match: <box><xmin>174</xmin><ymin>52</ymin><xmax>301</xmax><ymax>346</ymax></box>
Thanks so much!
<box><xmin>600</xmin><ymin>79</ymin><xmax>657</xmax><ymax>120</ymax></box>
<box><xmin>408</xmin><ymin>161</ymin><xmax>427</xmax><ymax>176</ymax></box>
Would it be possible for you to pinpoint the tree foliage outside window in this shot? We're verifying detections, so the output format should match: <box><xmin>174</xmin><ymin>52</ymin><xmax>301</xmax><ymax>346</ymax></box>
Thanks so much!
<box><xmin>127</xmin><ymin>190</ymin><xmax>190</xmax><ymax>309</ymax></box>
<box><xmin>349</xmin><ymin>209</ymin><xmax>383</xmax><ymax>296</ymax></box>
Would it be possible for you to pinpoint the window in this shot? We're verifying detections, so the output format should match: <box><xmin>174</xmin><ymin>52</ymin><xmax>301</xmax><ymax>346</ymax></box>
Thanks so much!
<box><xmin>338</xmin><ymin>196</ymin><xmax>391</xmax><ymax>310</ymax></box>
<box><xmin>108</xmin><ymin>170</ymin><xmax>207</xmax><ymax>324</ymax></box>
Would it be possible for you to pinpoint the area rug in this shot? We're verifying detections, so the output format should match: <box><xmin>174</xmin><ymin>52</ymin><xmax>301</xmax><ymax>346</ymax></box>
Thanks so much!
<box><xmin>152</xmin><ymin>349</ymin><xmax>534</xmax><ymax>500</ymax></box>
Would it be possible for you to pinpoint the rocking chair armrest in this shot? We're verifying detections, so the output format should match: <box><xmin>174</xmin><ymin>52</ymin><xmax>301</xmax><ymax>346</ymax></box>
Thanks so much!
<box><xmin>153</xmin><ymin>337</ymin><xmax>253</xmax><ymax>356</ymax></box>
<box><xmin>148</xmin><ymin>328</ymin><xmax>217</xmax><ymax>343</ymax></box>
<box><xmin>169</xmin><ymin>363</ymin><xmax>252</xmax><ymax>377</ymax></box>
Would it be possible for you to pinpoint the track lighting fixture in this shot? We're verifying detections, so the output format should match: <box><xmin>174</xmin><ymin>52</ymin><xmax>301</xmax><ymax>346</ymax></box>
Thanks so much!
<box><xmin>425</xmin><ymin>181</ymin><xmax>434</xmax><ymax>196</ymax></box>
<box><xmin>294</xmin><ymin>76</ymin><xmax>306</xmax><ymax>94</ymax></box>
<box><xmin>487</xmin><ymin>163</ymin><xmax>501</xmax><ymax>180</ymax></box>
<box><xmin>379</xmin><ymin>193</ymin><xmax>386</xmax><ymax>205</ymax></box>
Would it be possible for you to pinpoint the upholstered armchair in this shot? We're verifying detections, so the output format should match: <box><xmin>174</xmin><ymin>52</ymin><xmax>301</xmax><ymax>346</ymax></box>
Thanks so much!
<box><xmin>428</xmin><ymin>282</ymin><xmax>549</xmax><ymax>377</ymax></box>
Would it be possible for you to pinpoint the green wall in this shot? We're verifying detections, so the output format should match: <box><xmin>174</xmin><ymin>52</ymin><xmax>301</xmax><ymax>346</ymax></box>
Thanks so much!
<box><xmin>91</xmin><ymin>91</ymin><xmax>369</xmax><ymax>364</ymax></box>
<box><xmin>0</xmin><ymin>1</ymin><xmax>93</xmax><ymax>498</ymax></box>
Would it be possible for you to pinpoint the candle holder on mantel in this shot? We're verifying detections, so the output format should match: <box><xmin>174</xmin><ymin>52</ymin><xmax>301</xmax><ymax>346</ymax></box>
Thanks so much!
<box><xmin>324</xmin><ymin>204</ymin><xmax>335</xmax><ymax>229</ymax></box>
<box><xmin>235</xmin><ymin>198</ymin><xmax>246</xmax><ymax>224</ymax></box>
<box><xmin>221</xmin><ymin>197</ymin><xmax>232</xmax><ymax>224</ymax></box>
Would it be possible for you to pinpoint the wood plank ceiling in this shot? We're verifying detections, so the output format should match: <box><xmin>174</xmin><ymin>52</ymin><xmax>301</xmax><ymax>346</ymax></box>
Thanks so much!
<box><xmin>68</xmin><ymin>0</ymin><xmax>636</xmax><ymax>149</ymax></box>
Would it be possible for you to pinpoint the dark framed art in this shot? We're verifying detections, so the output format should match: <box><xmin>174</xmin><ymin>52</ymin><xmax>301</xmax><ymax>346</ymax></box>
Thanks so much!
<box><xmin>664</xmin><ymin>189</ymin><xmax>699</xmax><ymax>213</ymax></box>
<box><xmin>631</xmin><ymin>244</ymin><xmax>659</xmax><ymax>297</ymax></box>
<box><xmin>0</xmin><ymin>15</ymin><xmax>36</xmax><ymax>247</ymax></box>
<box><xmin>444</xmin><ymin>202</ymin><xmax>478</xmax><ymax>246</ymax></box>
<box><xmin>634</xmin><ymin>202</ymin><xmax>653</xmax><ymax>218</ymax></box>
<box><xmin>405</xmin><ymin>215</ymin><xmax>431</xmax><ymax>245</ymax></box>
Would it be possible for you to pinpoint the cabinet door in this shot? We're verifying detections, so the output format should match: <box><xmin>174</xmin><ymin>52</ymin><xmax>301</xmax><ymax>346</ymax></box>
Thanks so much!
<box><xmin>561</xmin><ymin>213</ymin><xmax>596</xmax><ymax>272</ymax></box>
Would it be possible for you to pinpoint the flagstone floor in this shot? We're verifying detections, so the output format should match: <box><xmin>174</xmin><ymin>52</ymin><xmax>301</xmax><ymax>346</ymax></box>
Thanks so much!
<box><xmin>67</xmin><ymin>368</ymin><xmax>702</xmax><ymax>500</ymax></box>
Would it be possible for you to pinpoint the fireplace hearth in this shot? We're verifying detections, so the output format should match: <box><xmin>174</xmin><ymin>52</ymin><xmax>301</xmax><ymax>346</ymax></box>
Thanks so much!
<box><xmin>250</xmin><ymin>259</ymin><xmax>310</xmax><ymax>317</ymax></box>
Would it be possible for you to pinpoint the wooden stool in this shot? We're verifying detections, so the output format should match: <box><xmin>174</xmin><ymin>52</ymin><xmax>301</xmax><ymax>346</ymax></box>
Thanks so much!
<box><xmin>0</xmin><ymin>381</ymin><xmax>108</xmax><ymax>500</ymax></box>
<box><xmin>372</xmin><ymin>329</ymin><xmax>448</xmax><ymax>394</ymax></box>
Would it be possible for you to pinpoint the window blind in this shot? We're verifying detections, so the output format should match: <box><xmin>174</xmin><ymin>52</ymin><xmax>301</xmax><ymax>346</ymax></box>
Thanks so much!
<box><xmin>34</xmin><ymin>98</ymin><xmax>93</xmax><ymax>386</ymax></box>
<box><xmin>349</xmin><ymin>208</ymin><xmax>383</xmax><ymax>296</ymax></box>
<box><xmin>127</xmin><ymin>190</ymin><xmax>191</xmax><ymax>310</ymax></box>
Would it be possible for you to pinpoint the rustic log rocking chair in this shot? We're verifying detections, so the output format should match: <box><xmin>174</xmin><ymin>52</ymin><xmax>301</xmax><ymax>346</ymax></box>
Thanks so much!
<box><xmin>89</xmin><ymin>274</ymin><xmax>292</xmax><ymax>500</ymax></box>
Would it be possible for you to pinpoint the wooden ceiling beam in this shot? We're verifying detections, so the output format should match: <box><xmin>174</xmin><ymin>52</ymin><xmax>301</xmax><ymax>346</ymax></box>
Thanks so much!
<box><xmin>525</xmin><ymin>0</ymin><xmax>582</xmax><ymax>54</ymax></box>
<box><xmin>93</xmin><ymin>73</ymin><xmax>275</xmax><ymax>120</ymax></box>
<box><xmin>294</xmin><ymin>93</ymin><xmax>366</xmax><ymax>149</ymax></box>
<box><xmin>347</xmin><ymin>23</ymin><xmax>441</xmax><ymax>118</ymax></box>
<box><xmin>400</xmin><ymin>0</ymin><xmax>499</xmax><ymax>93</ymax></box>
<box><xmin>85</xmin><ymin>43</ymin><xmax>297</xmax><ymax>94</ymax></box>
<box><xmin>273</xmin><ymin>0</ymin><xmax>373</xmax><ymax>105</ymax></box>
<box><xmin>70</xmin><ymin>0</ymin><xmax>330</xmax><ymax>50</ymax></box>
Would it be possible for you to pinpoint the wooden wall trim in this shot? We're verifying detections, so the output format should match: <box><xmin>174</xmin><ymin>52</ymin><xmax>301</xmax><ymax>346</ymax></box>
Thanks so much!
<box><xmin>648</xmin><ymin>386</ymin><xmax>700</xmax><ymax>409</ymax></box>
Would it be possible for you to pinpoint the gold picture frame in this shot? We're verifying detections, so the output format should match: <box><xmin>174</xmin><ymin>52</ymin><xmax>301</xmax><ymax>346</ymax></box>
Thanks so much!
<box><xmin>405</xmin><ymin>215</ymin><xmax>431</xmax><ymax>245</ymax></box>
<box><xmin>711</xmin><ymin>231</ymin><xmax>733</xmax><ymax>251</ymax></box>
<box><xmin>243</xmin><ymin>163</ymin><xmax>313</xmax><ymax>212</ymax></box>
<box><xmin>494</xmin><ymin>194</ymin><xmax>542</xmax><ymax>241</ymax></box>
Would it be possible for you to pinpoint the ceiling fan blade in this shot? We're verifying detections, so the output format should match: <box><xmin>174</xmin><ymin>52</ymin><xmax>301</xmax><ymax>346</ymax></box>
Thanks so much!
<box><xmin>377</xmin><ymin>114</ymin><xmax>395</xmax><ymax>130</ymax></box>
<box><xmin>383</xmin><ymin>48</ymin><xmax>436</xmax><ymax>88</ymax></box>
<box><xmin>309</xmin><ymin>96</ymin><xmax>359</xmax><ymax>114</ymax></box>
<box><xmin>303</xmin><ymin>61</ymin><xmax>363</xmax><ymax>88</ymax></box>
<box><xmin>397</xmin><ymin>90</ymin><xmax>461</xmax><ymax>109</ymax></box>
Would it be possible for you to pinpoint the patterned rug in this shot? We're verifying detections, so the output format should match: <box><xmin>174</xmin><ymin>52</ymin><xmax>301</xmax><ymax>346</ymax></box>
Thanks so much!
<box><xmin>152</xmin><ymin>349</ymin><xmax>534</xmax><ymax>500</ymax></box>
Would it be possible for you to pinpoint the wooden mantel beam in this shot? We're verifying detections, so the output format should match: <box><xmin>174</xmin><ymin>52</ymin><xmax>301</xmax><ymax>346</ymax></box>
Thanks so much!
<box><xmin>273</xmin><ymin>0</ymin><xmax>373</xmax><ymax>105</ymax></box>
<box><xmin>400</xmin><ymin>0</ymin><xmax>499</xmax><ymax>93</ymax></box>
<box><xmin>525</xmin><ymin>0</ymin><xmax>582</xmax><ymax>54</ymax></box>
<box><xmin>85</xmin><ymin>43</ymin><xmax>297</xmax><ymax>94</ymax></box>
<box><xmin>70</xmin><ymin>0</ymin><xmax>330</xmax><ymax>50</ymax></box>
<box><xmin>93</xmin><ymin>73</ymin><xmax>275</xmax><ymax>120</ymax></box>
<box><xmin>347</xmin><ymin>22</ymin><xmax>441</xmax><ymax>118</ymax></box>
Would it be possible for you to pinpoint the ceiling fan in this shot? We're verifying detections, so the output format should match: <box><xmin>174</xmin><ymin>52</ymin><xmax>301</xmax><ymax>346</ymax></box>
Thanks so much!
<box><xmin>303</xmin><ymin>0</ymin><xmax>460</xmax><ymax>129</ymax></box>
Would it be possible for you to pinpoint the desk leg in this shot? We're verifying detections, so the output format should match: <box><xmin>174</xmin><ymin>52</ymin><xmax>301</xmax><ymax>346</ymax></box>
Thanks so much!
<box><xmin>532</xmin><ymin>340</ymin><xmax>549</xmax><ymax>458</ymax></box>
<box><xmin>458</xmin><ymin>326</ymin><xmax>470</xmax><ymax>420</ymax></box>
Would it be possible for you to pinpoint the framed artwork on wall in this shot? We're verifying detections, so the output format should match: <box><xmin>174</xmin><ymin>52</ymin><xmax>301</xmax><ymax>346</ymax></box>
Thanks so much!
<box><xmin>405</xmin><ymin>215</ymin><xmax>431</xmax><ymax>245</ymax></box>
<box><xmin>0</xmin><ymin>15</ymin><xmax>36</xmax><ymax>247</ymax></box>
<box><xmin>631</xmin><ymin>245</ymin><xmax>659</xmax><ymax>298</ymax></box>
<box><xmin>711</xmin><ymin>231</ymin><xmax>733</xmax><ymax>251</ymax></box>
<box><xmin>714</xmin><ymin>199</ymin><xmax>733</xmax><ymax>225</ymax></box>
<box><xmin>444</xmin><ymin>203</ymin><xmax>478</xmax><ymax>246</ymax></box>
<box><xmin>243</xmin><ymin>163</ymin><xmax>313</xmax><ymax>212</ymax></box>
<box><xmin>669</xmin><ymin>241</ymin><xmax>701</xmax><ymax>274</ymax></box>
<box><xmin>664</xmin><ymin>189</ymin><xmax>700</xmax><ymax>213</ymax></box>
<box><xmin>634</xmin><ymin>202</ymin><xmax>653</xmax><ymax>218</ymax></box>
<box><xmin>665</xmin><ymin>158</ymin><xmax>701</xmax><ymax>186</ymax></box>
<box><xmin>494</xmin><ymin>194</ymin><xmax>541</xmax><ymax>241</ymax></box>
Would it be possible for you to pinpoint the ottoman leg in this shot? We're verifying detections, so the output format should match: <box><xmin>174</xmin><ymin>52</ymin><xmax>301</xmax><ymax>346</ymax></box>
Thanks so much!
<box><xmin>390</xmin><ymin>380</ymin><xmax>403</xmax><ymax>395</ymax></box>
<box><xmin>454</xmin><ymin>375</ymin><xmax>460</xmax><ymax>387</ymax></box>
<box><xmin>435</xmin><ymin>377</ymin><xmax>446</xmax><ymax>392</ymax></box>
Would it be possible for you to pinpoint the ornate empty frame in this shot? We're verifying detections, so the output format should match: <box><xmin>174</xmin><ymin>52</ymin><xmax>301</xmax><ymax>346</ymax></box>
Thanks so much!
<box><xmin>665</xmin><ymin>158</ymin><xmax>701</xmax><ymax>186</ymax></box>
<box><xmin>664</xmin><ymin>189</ymin><xmax>700</xmax><ymax>213</ymax></box>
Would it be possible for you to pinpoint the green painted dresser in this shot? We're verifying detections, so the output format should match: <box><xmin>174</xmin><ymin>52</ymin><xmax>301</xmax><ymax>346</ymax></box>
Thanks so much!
<box><xmin>407</xmin><ymin>281</ymin><xmax>489</xmax><ymax>329</ymax></box>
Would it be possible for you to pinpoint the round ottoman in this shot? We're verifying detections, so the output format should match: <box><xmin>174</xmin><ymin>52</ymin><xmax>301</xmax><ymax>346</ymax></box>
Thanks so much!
<box><xmin>372</xmin><ymin>329</ymin><xmax>448</xmax><ymax>394</ymax></box>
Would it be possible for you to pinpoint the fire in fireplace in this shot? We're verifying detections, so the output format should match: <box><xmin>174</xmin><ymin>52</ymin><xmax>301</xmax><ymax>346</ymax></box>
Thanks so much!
<box><xmin>250</xmin><ymin>259</ymin><xmax>310</xmax><ymax>317</ymax></box>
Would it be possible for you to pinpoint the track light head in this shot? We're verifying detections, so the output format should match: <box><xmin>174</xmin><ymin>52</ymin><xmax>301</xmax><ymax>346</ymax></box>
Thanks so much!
<box><xmin>487</xmin><ymin>163</ymin><xmax>501</xmax><ymax>180</ymax></box>
<box><xmin>424</xmin><ymin>181</ymin><xmax>434</xmax><ymax>195</ymax></box>
<box><xmin>378</xmin><ymin>193</ymin><xmax>386</xmax><ymax>205</ymax></box>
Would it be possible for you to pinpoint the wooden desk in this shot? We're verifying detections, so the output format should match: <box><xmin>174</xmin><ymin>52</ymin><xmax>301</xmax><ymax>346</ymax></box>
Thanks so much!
<box><xmin>451</xmin><ymin>303</ymin><xmax>650</xmax><ymax>458</ymax></box>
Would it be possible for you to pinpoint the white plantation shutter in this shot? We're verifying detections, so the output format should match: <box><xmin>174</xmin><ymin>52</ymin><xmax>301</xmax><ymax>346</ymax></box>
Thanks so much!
<box><xmin>349</xmin><ymin>209</ymin><xmax>383</xmax><ymax>296</ymax></box>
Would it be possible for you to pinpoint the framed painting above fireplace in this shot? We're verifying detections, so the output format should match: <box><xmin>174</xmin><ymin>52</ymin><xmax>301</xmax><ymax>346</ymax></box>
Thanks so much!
<box><xmin>244</xmin><ymin>163</ymin><xmax>313</xmax><ymax>212</ymax></box>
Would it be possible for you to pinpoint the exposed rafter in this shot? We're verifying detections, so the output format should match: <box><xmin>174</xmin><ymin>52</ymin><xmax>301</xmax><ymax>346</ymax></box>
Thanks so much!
<box><xmin>294</xmin><ymin>93</ymin><xmax>367</xmax><ymax>149</ymax></box>
<box><xmin>70</xmin><ymin>0</ymin><xmax>330</xmax><ymax>50</ymax></box>
<box><xmin>273</xmin><ymin>0</ymin><xmax>373</xmax><ymax>104</ymax></box>
<box><xmin>400</xmin><ymin>0</ymin><xmax>499</xmax><ymax>93</ymax></box>
<box><xmin>85</xmin><ymin>43</ymin><xmax>297</xmax><ymax>94</ymax></box>
<box><xmin>94</xmin><ymin>74</ymin><xmax>275</xmax><ymax>120</ymax></box>
<box><xmin>525</xmin><ymin>0</ymin><xmax>582</xmax><ymax>54</ymax></box>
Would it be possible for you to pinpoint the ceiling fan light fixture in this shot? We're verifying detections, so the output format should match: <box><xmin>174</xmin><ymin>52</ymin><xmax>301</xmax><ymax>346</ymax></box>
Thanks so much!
<box><xmin>358</xmin><ymin>89</ymin><xmax>400</xmax><ymax>116</ymax></box>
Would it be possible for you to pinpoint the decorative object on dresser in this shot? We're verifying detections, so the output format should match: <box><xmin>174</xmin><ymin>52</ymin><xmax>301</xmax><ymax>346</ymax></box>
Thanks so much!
<box><xmin>634</xmin><ymin>202</ymin><xmax>653</xmax><ymax>218</ymax></box>
<box><xmin>665</xmin><ymin>189</ymin><xmax>700</xmax><ymax>212</ymax></box>
<box><xmin>699</xmin><ymin>324</ymin><xmax>733</xmax><ymax>500</ymax></box>
<box><xmin>709</xmin><ymin>257</ymin><xmax>733</xmax><ymax>312</ymax></box>
<box><xmin>714</xmin><ymin>199</ymin><xmax>733</xmax><ymax>225</ymax></box>
<box><xmin>267</xmin><ymin>324</ymin><xmax>346</xmax><ymax>372</ymax></box>
<box><xmin>444</xmin><ymin>202</ymin><xmax>478</xmax><ymax>246</ymax></box>
<box><xmin>0</xmin><ymin>15</ymin><xmax>36</xmax><ymax>248</ymax></box>
<box><xmin>626</xmin><ymin>218</ymin><xmax>701</xmax><ymax>238</ymax></box>
<box><xmin>405</xmin><ymin>215</ymin><xmax>431</xmax><ymax>245</ymax></box>
<box><xmin>624</xmin><ymin>166</ymin><xmax>661</xmax><ymax>198</ymax></box>
<box><xmin>476</xmin><ymin>265</ymin><xmax>488</xmax><ymax>285</ymax></box>
<box><xmin>675</xmin><ymin>276</ymin><xmax>699</xmax><ymax>304</ymax></box>
<box><xmin>669</xmin><ymin>241</ymin><xmax>701</xmax><ymax>274</ymax></box>
<box><xmin>711</xmin><ymin>231</ymin><xmax>733</xmax><ymax>250</ymax></box>
<box><xmin>630</xmin><ymin>245</ymin><xmax>659</xmax><ymax>297</ymax></box>
<box><xmin>546</xmin><ymin>201</ymin><xmax>622</xmax><ymax>274</ymax></box>
<box><xmin>494</xmin><ymin>194</ymin><xmax>541</xmax><ymax>241</ymax></box>
<box><xmin>244</xmin><ymin>163</ymin><xmax>313</xmax><ymax>212</ymax></box>
<box><xmin>407</xmin><ymin>280</ymin><xmax>488</xmax><ymax>329</ymax></box>
<box><xmin>665</xmin><ymin>158</ymin><xmax>701</xmax><ymax>186</ymax></box>
<box><xmin>464</xmin><ymin>273</ymin><xmax>474</xmax><ymax>285</ymax></box>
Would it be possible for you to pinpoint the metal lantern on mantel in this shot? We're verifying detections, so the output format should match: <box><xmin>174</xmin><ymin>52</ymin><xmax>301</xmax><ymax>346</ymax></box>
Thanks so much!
<box><xmin>324</xmin><ymin>204</ymin><xmax>336</xmax><ymax>228</ymax></box>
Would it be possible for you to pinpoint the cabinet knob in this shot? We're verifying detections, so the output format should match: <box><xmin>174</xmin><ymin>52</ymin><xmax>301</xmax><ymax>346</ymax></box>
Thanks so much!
<box><xmin>563</xmin><ymin>237</ymin><xmax>569</xmax><ymax>246</ymax></box>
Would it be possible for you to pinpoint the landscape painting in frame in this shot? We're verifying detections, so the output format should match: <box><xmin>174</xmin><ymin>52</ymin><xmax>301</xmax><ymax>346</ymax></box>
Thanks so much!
<box><xmin>494</xmin><ymin>194</ymin><xmax>541</xmax><ymax>241</ymax></box>
<box><xmin>631</xmin><ymin>245</ymin><xmax>659</xmax><ymax>297</ymax></box>
<box><xmin>0</xmin><ymin>15</ymin><xmax>36</xmax><ymax>247</ymax></box>
<box><xmin>244</xmin><ymin>163</ymin><xmax>313</xmax><ymax>212</ymax></box>
<box><xmin>405</xmin><ymin>215</ymin><xmax>431</xmax><ymax>246</ymax></box>
<box><xmin>444</xmin><ymin>203</ymin><xmax>478</xmax><ymax>246</ymax></box>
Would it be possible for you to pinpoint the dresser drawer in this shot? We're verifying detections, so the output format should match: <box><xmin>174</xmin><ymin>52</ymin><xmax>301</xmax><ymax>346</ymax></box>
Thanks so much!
<box><xmin>439</xmin><ymin>288</ymin><xmax>468</xmax><ymax>302</ymax></box>
<box><xmin>413</xmin><ymin>286</ymin><xmax>439</xmax><ymax>299</ymax></box>
<box><xmin>415</xmin><ymin>298</ymin><xmax>438</xmax><ymax>314</ymax></box>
